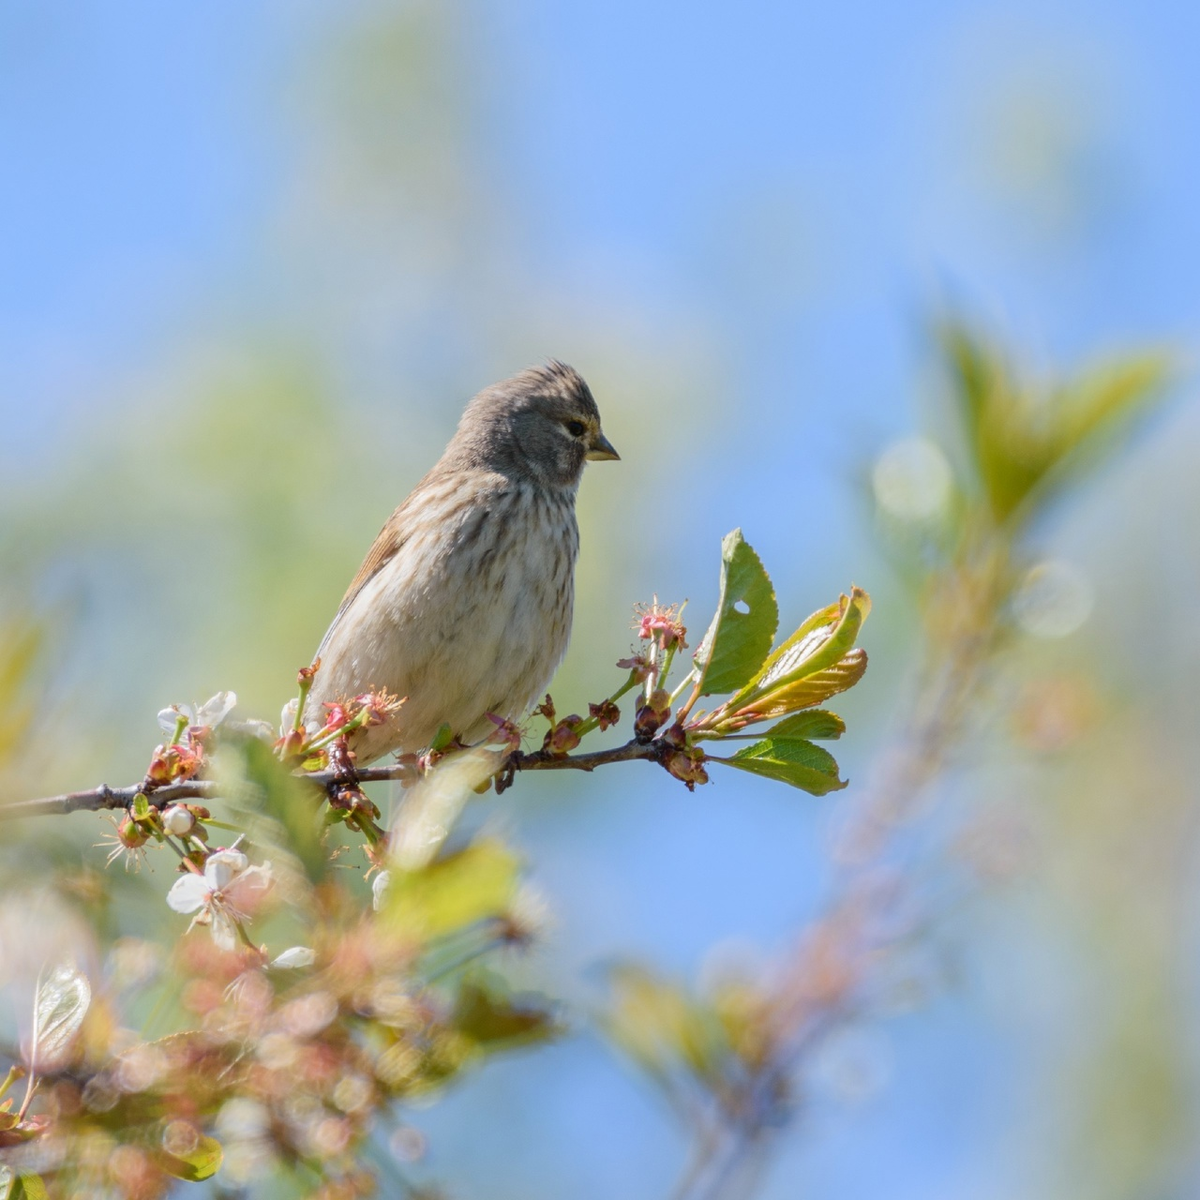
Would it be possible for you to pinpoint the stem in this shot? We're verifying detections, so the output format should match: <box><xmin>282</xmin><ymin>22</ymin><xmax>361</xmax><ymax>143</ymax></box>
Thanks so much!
<box><xmin>574</xmin><ymin>671</ymin><xmax>642</xmax><ymax>737</ymax></box>
<box><xmin>0</xmin><ymin>1063</ymin><xmax>24</xmax><ymax>1103</ymax></box>
<box><xmin>669</xmin><ymin>667</ymin><xmax>698</xmax><ymax>708</ymax></box>
<box><xmin>675</xmin><ymin>678</ymin><xmax>704</xmax><ymax>725</ymax></box>
<box><xmin>294</xmin><ymin>672</ymin><xmax>314</xmax><ymax>733</ymax></box>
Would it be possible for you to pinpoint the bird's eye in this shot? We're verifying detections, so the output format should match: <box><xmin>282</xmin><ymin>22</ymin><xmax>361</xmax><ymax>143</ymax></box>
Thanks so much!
<box><xmin>566</xmin><ymin>420</ymin><xmax>587</xmax><ymax>438</ymax></box>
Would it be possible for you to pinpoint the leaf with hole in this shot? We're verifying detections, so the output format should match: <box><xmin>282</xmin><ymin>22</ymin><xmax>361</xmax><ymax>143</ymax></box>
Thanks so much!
<box><xmin>692</xmin><ymin>530</ymin><xmax>778</xmax><ymax>696</ymax></box>
<box><xmin>724</xmin><ymin>588</ymin><xmax>869</xmax><ymax>715</ymax></box>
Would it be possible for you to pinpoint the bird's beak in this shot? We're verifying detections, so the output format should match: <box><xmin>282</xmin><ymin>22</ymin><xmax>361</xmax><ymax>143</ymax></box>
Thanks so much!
<box><xmin>586</xmin><ymin>431</ymin><xmax>621</xmax><ymax>462</ymax></box>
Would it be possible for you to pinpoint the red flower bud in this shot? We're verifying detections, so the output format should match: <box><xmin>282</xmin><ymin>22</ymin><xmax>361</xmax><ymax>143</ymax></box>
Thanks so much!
<box><xmin>547</xmin><ymin>717</ymin><xmax>583</xmax><ymax>755</ymax></box>
<box><xmin>634</xmin><ymin>705</ymin><xmax>665</xmax><ymax>741</ymax></box>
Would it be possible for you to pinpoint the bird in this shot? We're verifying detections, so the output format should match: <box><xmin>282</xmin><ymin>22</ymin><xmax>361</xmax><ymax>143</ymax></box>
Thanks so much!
<box><xmin>304</xmin><ymin>361</ymin><xmax>619</xmax><ymax>764</ymax></box>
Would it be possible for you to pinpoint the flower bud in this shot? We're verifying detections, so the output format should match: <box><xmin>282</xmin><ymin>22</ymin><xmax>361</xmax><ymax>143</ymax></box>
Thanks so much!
<box><xmin>664</xmin><ymin>748</ymin><xmax>709</xmax><ymax>791</ymax></box>
<box><xmin>162</xmin><ymin>805</ymin><xmax>196</xmax><ymax>837</ymax></box>
<box><xmin>275</xmin><ymin>728</ymin><xmax>305</xmax><ymax>760</ymax></box>
<box><xmin>117</xmin><ymin>814</ymin><xmax>150</xmax><ymax>849</ymax></box>
<box><xmin>634</xmin><ymin>705</ymin><xmax>665</xmax><ymax>741</ymax></box>
<box><xmin>547</xmin><ymin>717</ymin><xmax>583</xmax><ymax>755</ymax></box>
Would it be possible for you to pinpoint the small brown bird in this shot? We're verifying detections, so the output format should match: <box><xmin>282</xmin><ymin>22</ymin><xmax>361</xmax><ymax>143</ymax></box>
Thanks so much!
<box><xmin>305</xmin><ymin>361</ymin><xmax>618</xmax><ymax>763</ymax></box>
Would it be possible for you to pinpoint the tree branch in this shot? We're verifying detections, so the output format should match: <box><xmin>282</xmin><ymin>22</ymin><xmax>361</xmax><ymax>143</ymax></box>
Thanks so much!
<box><xmin>0</xmin><ymin>739</ymin><xmax>667</xmax><ymax>822</ymax></box>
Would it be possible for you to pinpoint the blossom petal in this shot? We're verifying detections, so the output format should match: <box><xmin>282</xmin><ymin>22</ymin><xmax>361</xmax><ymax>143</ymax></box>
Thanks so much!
<box><xmin>196</xmin><ymin>692</ymin><xmax>237</xmax><ymax>728</ymax></box>
<box><xmin>166</xmin><ymin>873</ymin><xmax>212</xmax><ymax>915</ymax></box>
<box><xmin>372</xmin><ymin>870</ymin><xmax>391</xmax><ymax>912</ymax></box>
<box><xmin>205</xmin><ymin>849</ymin><xmax>249</xmax><ymax>891</ymax></box>
<box><xmin>209</xmin><ymin>910</ymin><xmax>239</xmax><ymax>951</ymax></box>
<box><xmin>271</xmin><ymin>946</ymin><xmax>315</xmax><ymax>969</ymax></box>
<box><xmin>226</xmin><ymin>863</ymin><xmax>273</xmax><ymax>912</ymax></box>
<box><xmin>157</xmin><ymin>704</ymin><xmax>191</xmax><ymax>734</ymax></box>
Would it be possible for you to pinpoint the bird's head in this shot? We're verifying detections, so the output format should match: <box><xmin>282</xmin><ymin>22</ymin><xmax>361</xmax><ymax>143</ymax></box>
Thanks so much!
<box><xmin>453</xmin><ymin>361</ymin><xmax>619</xmax><ymax>490</ymax></box>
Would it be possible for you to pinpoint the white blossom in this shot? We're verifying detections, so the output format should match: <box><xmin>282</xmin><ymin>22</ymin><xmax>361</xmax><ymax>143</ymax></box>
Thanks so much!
<box><xmin>166</xmin><ymin>849</ymin><xmax>273</xmax><ymax>950</ymax></box>
<box><xmin>158</xmin><ymin>691</ymin><xmax>238</xmax><ymax>736</ymax></box>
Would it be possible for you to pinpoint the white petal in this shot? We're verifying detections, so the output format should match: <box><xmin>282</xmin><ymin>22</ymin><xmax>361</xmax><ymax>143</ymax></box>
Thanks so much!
<box><xmin>280</xmin><ymin>698</ymin><xmax>299</xmax><ymax>731</ymax></box>
<box><xmin>196</xmin><ymin>692</ymin><xmax>237</xmax><ymax>728</ymax></box>
<box><xmin>372</xmin><ymin>870</ymin><xmax>391</xmax><ymax>912</ymax></box>
<box><xmin>167</xmin><ymin>873</ymin><xmax>213</xmax><ymax>915</ymax></box>
<box><xmin>205</xmin><ymin>849</ymin><xmax>249</xmax><ymax>891</ymax></box>
<box><xmin>240</xmin><ymin>718</ymin><xmax>276</xmax><ymax>742</ymax></box>
<box><xmin>226</xmin><ymin>863</ymin><xmax>273</xmax><ymax>909</ymax></box>
<box><xmin>271</xmin><ymin>946</ymin><xmax>315</xmax><ymax>969</ymax></box>
<box><xmin>209</xmin><ymin>910</ymin><xmax>239</xmax><ymax>951</ymax></box>
<box><xmin>157</xmin><ymin>705</ymin><xmax>189</xmax><ymax>734</ymax></box>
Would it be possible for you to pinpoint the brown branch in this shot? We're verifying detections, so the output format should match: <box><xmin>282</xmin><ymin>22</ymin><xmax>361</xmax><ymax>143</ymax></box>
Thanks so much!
<box><xmin>0</xmin><ymin>739</ymin><xmax>667</xmax><ymax>822</ymax></box>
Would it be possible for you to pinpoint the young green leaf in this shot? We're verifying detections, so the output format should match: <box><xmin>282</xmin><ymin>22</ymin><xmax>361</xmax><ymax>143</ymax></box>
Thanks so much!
<box><xmin>8</xmin><ymin>1173</ymin><xmax>49</xmax><ymax>1200</ymax></box>
<box><xmin>605</xmin><ymin>964</ymin><xmax>726</xmax><ymax>1085</ymax></box>
<box><xmin>381</xmin><ymin>839</ymin><xmax>520</xmax><ymax>941</ymax></box>
<box><xmin>156</xmin><ymin>1135</ymin><xmax>224</xmax><ymax>1182</ymax></box>
<box><xmin>714</xmin><ymin>736</ymin><xmax>848</xmax><ymax>795</ymax></box>
<box><xmin>726</xmin><ymin>588</ymin><xmax>870</xmax><ymax>711</ymax></box>
<box><xmin>220</xmin><ymin>737</ymin><xmax>327</xmax><ymax>885</ymax></box>
<box><xmin>31</xmin><ymin>962</ymin><xmax>91</xmax><ymax>1073</ymax></box>
<box><xmin>692</xmin><ymin>530</ymin><xmax>779</xmax><ymax>696</ymax></box>
<box><xmin>761</xmin><ymin>709</ymin><xmax>846</xmax><ymax>740</ymax></box>
<box><xmin>734</xmin><ymin>651</ymin><xmax>868</xmax><ymax>723</ymax></box>
<box><xmin>453</xmin><ymin>982</ymin><xmax>559</xmax><ymax>1050</ymax></box>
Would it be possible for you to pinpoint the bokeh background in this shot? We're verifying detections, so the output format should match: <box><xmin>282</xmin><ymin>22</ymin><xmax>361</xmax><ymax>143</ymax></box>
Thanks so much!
<box><xmin>3</xmin><ymin>1</ymin><xmax>1200</xmax><ymax>1196</ymax></box>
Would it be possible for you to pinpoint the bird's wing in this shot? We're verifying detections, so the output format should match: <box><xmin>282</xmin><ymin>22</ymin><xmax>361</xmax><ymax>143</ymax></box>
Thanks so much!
<box><xmin>311</xmin><ymin>466</ymin><xmax>506</xmax><ymax>664</ymax></box>
<box><xmin>312</xmin><ymin>502</ymin><xmax>412</xmax><ymax>663</ymax></box>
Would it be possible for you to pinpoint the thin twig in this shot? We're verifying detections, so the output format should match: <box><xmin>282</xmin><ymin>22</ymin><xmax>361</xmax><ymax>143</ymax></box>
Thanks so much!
<box><xmin>0</xmin><ymin>739</ymin><xmax>668</xmax><ymax>822</ymax></box>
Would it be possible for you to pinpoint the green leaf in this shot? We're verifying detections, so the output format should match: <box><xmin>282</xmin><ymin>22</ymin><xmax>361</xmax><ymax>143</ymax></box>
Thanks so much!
<box><xmin>156</xmin><ymin>1134</ymin><xmax>224</xmax><ymax>1182</ymax></box>
<box><xmin>728</xmin><ymin>588</ymin><xmax>870</xmax><ymax>711</ymax></box>
<box><xmin>430</xmin><ymin>723</ymin><xmax>455</xmax><ymax>753</ymax></box>
<box><xmin>715</xmin><ymin>736</ymin><xmax>848</xmax><ymax>795</ymax></box>
<box><xmin>737</xmin><ymin>651</ymin><xmax>868</xmax><ymax>721</ymax></box>
<box><xmin>219</xmin><ymin>737</ymin><xmax>327</xmax><ymax>885</ymax></box>
<box><xmin>382</xmin><ymin>839</ymin><xmax>520</xmax><ymax>942</ymax></box>
<box><xmin>9</xmin><ymin>1173</ymin><xmax>49</xmax><ymax>1200</ymax></box>
<box><xmin>453</xmin><ymin>982</ymin><xmax>558</xmax><ymax>1050</ymax></box>
<box><xmin>605</xmin><ymin>964</ymin><xmax>725</xmax><ymax>1084</ymax></box>
<box><xmin>762</xmin><ymin>709</ymin><xmax>845</xmax><ymax>740</ymax></box>
<box><xmin>32</xmin><ymin>962</ymin><xmax>91</xmax><ymax>1072</ymax></box>
<box><xmin>692</xmin><ymin>530</ymin><xmax>778</xmax><ymax>696</ymax></box>
<box><xmin>938</xmin><ymin>320</ymin><xmax>1173</xmax><ymax>525</ymax></box>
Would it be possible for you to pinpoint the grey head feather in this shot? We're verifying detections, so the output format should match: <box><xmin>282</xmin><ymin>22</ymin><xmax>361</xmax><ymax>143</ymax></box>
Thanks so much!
<box><xmin>442</xmin><ymin>362</ymin><xmax>606</xmax><ymax>491</ymax></box>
